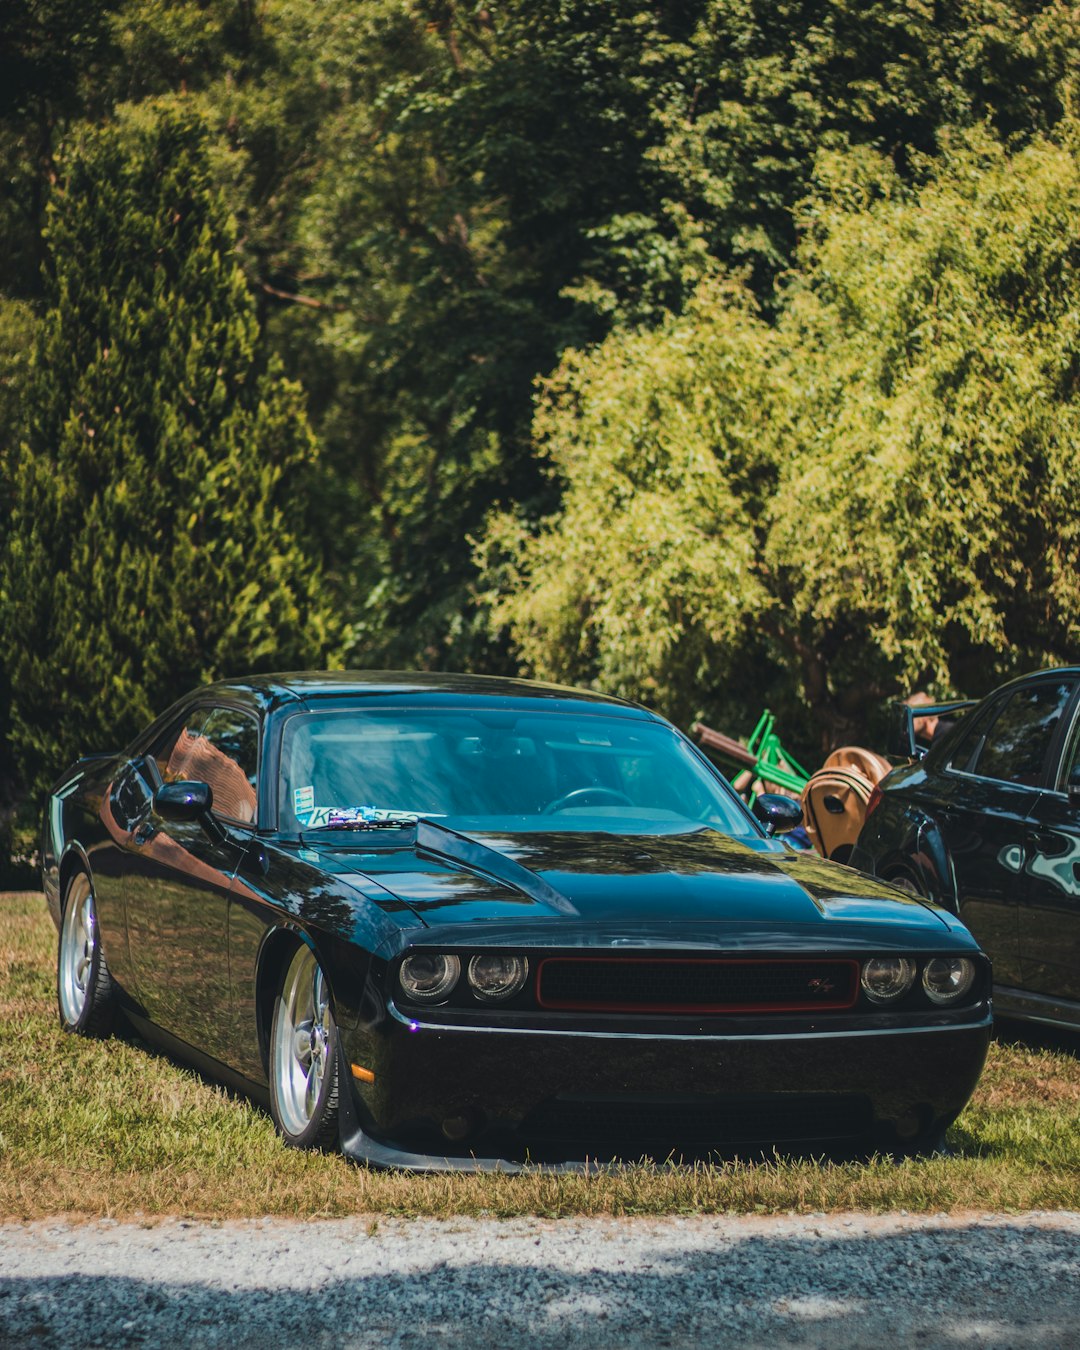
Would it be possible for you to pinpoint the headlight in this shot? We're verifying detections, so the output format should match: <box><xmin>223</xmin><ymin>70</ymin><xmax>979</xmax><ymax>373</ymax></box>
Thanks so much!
<box><xmin>922</xmin><ymin>957</ymin><xmax>976</xmax><ymax>1005</ymax></box>
<box><xmin>399</xmin><ymin>953</ymin><xmax>461</xmax><ymax>1003</ymax></box>
<box><xmin>467</xmin><ymin>953</ymin><xmax>529</xmax><ymax>1002</ymax></box>
<box><xmin>861</xmin><ymin>957</ymin><xmax>916</xmax><ymax>1003</ymax></box>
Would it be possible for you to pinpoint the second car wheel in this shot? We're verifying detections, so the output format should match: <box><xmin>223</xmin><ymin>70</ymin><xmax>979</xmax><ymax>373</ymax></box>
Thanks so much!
<box><xmin>269</xmin><ymin>943</ymin><xmax>341</xmax><ymax>1151</ymax></box>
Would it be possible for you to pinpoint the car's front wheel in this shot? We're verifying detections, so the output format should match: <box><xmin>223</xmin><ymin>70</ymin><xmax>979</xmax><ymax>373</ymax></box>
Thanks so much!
<box><xmin>57</xmin><ymin>868</ymin><xmax>116</xmax><ymax>1037</ymax></box>
<box><xmin>269</xmin><ymin>944</ymin><xmax>340</xmax><ymax>1150</ymax></box>
<box><xmin>885</xmin><ymin>867</ymin><xmax>927</xmax><ymax>899</ymax></box>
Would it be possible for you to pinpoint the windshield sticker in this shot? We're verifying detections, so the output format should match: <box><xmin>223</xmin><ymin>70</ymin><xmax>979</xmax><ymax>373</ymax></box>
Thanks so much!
<box><xmin>293</xmin><ymin>785</ymin><xmax>315</xmax><ymax>816</ymax></box>
<box><xmin>296</xmin><ymin>805</ymin><xmax>421</xmax><ymax>829</ymax></box>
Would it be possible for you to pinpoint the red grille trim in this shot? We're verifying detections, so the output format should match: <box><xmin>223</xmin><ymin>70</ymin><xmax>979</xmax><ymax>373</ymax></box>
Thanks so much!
<box><xmin>535</xmin><ymin>956</ymin><xmax>861</xmax><ymax>1014</ymax></box>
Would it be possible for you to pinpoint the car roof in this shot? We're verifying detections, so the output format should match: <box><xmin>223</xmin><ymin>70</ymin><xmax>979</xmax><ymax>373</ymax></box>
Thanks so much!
<box><xmin>968</xmin><ymin>665</ymin><xmax>1080</xmax><ymax>704</ymax></box>
<box><xmin>199</xmin><ymin>670</ymin><xmax>656</xmax><ymax>716</ymax></box>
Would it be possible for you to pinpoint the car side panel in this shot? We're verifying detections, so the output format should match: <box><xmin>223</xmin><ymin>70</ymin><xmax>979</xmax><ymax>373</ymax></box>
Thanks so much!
<box><xmin>854</xmin><ymin>767</ymin><xmax>1028</xmax><ymax>985</ymax></box>
<box><xmin>122</xmin><ymin>815</ymin><xmax>247</xmax><ymax>1061</ymax></box>
<box><xmin>1020</xmin><ymin>791</ymin><xmax>1080</xmax><ymax>1002</ymax></box>
<box><xmin>929</xmin><ymin>773</ymin><xmax>1031</xmax><ymax>989</ymax></box>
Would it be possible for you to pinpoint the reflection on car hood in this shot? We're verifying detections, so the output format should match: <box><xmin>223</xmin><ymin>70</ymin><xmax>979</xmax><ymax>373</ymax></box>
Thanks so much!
<box><xmin>310</xmin><ymin>825</ymin><xmax>952</xmax><ymax>936</ymax></box>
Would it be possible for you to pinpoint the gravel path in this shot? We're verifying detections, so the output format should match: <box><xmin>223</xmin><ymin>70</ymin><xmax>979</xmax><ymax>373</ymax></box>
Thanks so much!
<box><xmin>2</xmin><ymin>1212</ymin><xmax>1078</xmax><ymax>1349</ymax></box>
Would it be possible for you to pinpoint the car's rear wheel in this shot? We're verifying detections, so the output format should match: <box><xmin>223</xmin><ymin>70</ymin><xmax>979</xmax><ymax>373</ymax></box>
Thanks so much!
<box><xmin>57</xmin><ymin>868</ymin><xmax>115</xmax><ymax>1037</ymax></box>
<box><xmin>269</xmin><ymin>944</ymin><xmax>340</xmax><ymax>1150</ymax></box>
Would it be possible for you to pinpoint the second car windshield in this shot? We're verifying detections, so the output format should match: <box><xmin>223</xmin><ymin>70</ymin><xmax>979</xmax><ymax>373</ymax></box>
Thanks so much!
<box><xmin>278</xmin><ymin>706</ymin><xmax>755</xmax><ymax>839</ymax></box>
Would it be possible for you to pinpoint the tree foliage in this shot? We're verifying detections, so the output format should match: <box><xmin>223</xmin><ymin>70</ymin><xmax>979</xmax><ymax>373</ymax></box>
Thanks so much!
<box><xmin>0</xmin><ymin>109</ymin><xmax>339</xmax><ymax>797</ymax></box>
<box><xmin>1</xmin><ymin>1</ymin><xmax>1080</xmax><ymax>807</ymax></box>
<box><xmin>657</xmin><ymin>0</ymin><xmax>1080</xmax><ymax>294</ymax></box>
<box><xmin>767</xmin><ymin>128</ymin><xmax>1080</xmax><ymax>734</ymax></box>
<box><xmin>486</xmin><ymin>124</ymin><xmax>1080</xmax><ymax>748</ymax></box>
<box><xmin>482</xmin><ymin>280</ymin><xmax>787</xmax><ymax>727</ymax></box>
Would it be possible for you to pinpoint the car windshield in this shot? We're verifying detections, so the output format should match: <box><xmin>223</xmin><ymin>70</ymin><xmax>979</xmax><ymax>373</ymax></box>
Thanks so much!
<box><xmin>278</xmin><ymin>707</ymin><xmax>755</xmax><ymax>839</ymax></box>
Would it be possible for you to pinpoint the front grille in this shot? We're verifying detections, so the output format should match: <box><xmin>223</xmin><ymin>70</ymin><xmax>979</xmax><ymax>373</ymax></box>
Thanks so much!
<box><xmin>536</xmin><ymin>957</ymin><xmax>858</xmax><ymax>1013</ymax></box>
<box><xmin>520</xmin><ymin>1093</ymin><xmax>871</xmax><ymax>1155</ymax></box>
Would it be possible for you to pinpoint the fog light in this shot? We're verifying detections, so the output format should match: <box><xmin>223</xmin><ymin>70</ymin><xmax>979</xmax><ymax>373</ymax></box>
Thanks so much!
<box><xmin>922</xmin><ymin>957</ymin><xmax>975</xmax><ymax>1005</ymax></box>
<box><xmin>861</xmin><ymin>957</ymin><xmax>916</xmax><ymax>1003</ymax></box>
<box><xmin>399</xmin><ymin>952</ymin><xmax>460</xmax><ymax>1003</ymax></box>
<box><xmin>467</xmin><ymin>953</ymin><xmax>529</xmax><ymax>1002</ymax></box>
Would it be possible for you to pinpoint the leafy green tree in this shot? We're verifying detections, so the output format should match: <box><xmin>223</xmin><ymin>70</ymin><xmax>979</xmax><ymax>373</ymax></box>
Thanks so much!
<box><xmin>4</xmin><ymin>0</ymin><xmax>1080</xmax><ymax>782</ymax></box>
<box><xmin>481</xmin><ymin>278</ymin><xmax>791</xmax><ymax>729</ymax></box>
<box><xmin>0</xmin><ymin>108</ymin><xmax>340</xmax><ymax>799</ymax></box>
<box><xmin>0</xmin><ymin>297</ymin><xmax>39</xmax><ymax>825</ymax></box>
<box><xmin>0</xmin><ymin>0</ymin><xmax>123</xmax><ymax>296</ymax></box>
<box><xmin>767</xmin><ymin>126</ymin><xmax>1080</xmax><ymax>738</ymax></box>
<box><xmin>485</xmin><ymin>124</ymin><xmax>1080</xmax><ymax>748</ymax></box>
<box><xmin>661</xmin><ymin>0</ymin><xmax>1080</xmax><ymax>297</ymax></box>
<box><xmin>284</xmin><ymin>0</ymin><xmax>1080</xmax><ymax>669</ymax></box>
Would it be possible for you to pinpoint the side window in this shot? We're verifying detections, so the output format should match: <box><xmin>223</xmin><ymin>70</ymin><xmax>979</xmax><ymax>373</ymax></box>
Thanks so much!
<box><xmin>947</xmin><ymin>702</ymin><xmax>998</xmax><ymax>775</ymax></box>
<box><xmin>191</xmin><ymin>707</ymin><xmax>258</xmax><ymax>823</ymax></box>
<box><xmin>158</xmin><ymin>705</ymin><xmax>259</xmax><ymax>824</ymax></box>
<box><xmin>154</xmin><ymin>707</ymin><xmax>213</xmax><ymax>781</ymax></box>
<box><xmin>1057</xmin><ymin>709</ymin><xmax>1080</xmax><ymax>794</ymax></box>
<box><xmin>971</xmin><ymin>680</ymin><xmax>1075</xmax><ymax>787</ymax></box>
<box><xmin>199</xmin><ymin>708</ymin><xmax>258</xmax><ymax>821</ymax></box>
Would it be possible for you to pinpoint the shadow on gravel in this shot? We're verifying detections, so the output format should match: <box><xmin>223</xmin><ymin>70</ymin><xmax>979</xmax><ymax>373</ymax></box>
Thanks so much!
<box><xmin>1</xmin><ymin>1221</ymin><xmax>1077</xmax><ymax>1350</ymax></box>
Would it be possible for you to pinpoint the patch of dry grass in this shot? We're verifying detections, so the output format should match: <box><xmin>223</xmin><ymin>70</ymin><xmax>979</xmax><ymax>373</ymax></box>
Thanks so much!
<box><xmin>2</xmin><ymin>891</ymin><xmax>1079</xmax><ymax>1221</ymax></box>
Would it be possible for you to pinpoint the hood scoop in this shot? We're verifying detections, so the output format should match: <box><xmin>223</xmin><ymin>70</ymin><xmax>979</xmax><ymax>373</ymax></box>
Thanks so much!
<box><xmin>415</xmin><ymin>818</ymin><xmax>579</xmax><ymax>917</ymax></box>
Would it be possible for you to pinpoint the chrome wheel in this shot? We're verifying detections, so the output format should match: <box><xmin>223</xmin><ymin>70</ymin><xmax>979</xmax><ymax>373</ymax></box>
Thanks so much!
<box><xmin>59</xmin><ymin>872</ymin><xmax>96</xmax><ymax>1025</ymax></box>
<box><xmin>57</xmin><ymin>868</ymin><xmax>115</xmax><ymax>1036</ymax></box>
<box><xmin>887</xmin><ymin>871</ymin><xmax>924</xmax><ymax>898</ymax></box>
<box><xmin>271</xmin><ymin>945</ymin><xmax>336</xmax><ymax>1141</ymax></box>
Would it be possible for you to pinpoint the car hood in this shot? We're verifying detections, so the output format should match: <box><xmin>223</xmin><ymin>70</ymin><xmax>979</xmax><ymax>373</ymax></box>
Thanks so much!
<box><xmin>304</xmin><ymin>822</ymin><xmax>955</xmax><ymax>944</ymax></box>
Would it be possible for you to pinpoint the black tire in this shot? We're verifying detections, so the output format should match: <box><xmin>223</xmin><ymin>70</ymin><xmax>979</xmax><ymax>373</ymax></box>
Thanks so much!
<box><xmin>57</xmin><ymin>868</ymin><xmax>116</xmax><ymax>1037</ymax></box>
<box><xmin>894</xmin><ymin>1127</ymin><xmax>951</xmax><ymax>1162</ymax></box>
<box><xmin>268</xmin><ymin>944</ymin><xmax>341</xmax><ymax>1151</ymax></box>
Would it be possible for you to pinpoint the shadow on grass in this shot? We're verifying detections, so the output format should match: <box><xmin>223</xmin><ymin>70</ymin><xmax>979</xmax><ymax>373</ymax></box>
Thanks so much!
<box><xmin>993</xmin><ymin>1016</ymin><xmax>1080</xmax><ymax>1061</ymax></box>
<box><xmin>944</xmin><ymin>1124</ymin><xmax>999</xmax><ymax>1159</ymax></box>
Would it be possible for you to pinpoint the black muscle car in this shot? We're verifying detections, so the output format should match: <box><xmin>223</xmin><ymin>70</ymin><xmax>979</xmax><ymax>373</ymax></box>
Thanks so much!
<box><xmin>852</xmin><ymin>666</ymin><xmax>1080</xmax><ymax>1032</ymax></box>
<box><xmin>44</xmin><ymin>672</ymin><xmax>991</xmax><ymax>1168</ymax></box>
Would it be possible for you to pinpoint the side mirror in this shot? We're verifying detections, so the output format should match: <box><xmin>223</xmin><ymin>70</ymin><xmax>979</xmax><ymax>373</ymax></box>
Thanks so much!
<box><xmin>752</xmin><ymin>793</ymin><xmax>803</xmax><ymax>837</ymax></box>
<box><xmin>155</xmin><ymin>780</ymin><xmax>227</xmax><ymax>843</ymax></box>
<box><xmin>155</xmin><ymin>780</ymin><xmax>214</xmax><ymax>823</ymax></box>
<box><xmin>153</xmin><ymin>777</ymin><xmax>213</xmax><ymax>815</ymax></box>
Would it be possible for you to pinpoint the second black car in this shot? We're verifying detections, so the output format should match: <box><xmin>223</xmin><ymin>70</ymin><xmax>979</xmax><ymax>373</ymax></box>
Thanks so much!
<box><xmin>853</xmin><ymin>667</ymin><xmax>1080</xmax><ymax>1029</ymax></box>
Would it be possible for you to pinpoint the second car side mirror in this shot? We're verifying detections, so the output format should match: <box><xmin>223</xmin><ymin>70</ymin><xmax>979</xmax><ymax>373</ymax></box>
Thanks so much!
<box><xmin>752</xmin><ymin>793</ymin><xmax>803</xmax><ymax>837</ymax></box>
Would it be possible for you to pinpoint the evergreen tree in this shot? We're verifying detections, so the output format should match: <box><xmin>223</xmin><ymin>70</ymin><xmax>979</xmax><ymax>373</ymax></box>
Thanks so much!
<box><xmin>1</xmin><ymin>107</ymin><xmax>339</xmax><ymax>800</ymax></box>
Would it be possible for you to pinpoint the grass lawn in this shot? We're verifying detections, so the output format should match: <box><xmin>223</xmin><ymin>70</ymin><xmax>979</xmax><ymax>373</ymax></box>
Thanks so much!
<box><xmin>2</xmin><ymin>891</ymin><xmax>1078</xmax><ymax>1221</ymax></box>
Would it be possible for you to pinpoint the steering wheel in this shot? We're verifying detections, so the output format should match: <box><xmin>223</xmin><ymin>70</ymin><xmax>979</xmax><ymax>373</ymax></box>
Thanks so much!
<box><xmin>542</xmin><ymin>786</ymin><xmax>634</xmax><ymax>815</ymax></box>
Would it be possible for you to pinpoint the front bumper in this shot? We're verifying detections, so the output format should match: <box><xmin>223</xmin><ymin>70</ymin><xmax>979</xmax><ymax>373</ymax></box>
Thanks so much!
<box><xmin>338</xmin><ymin>1006</ymin><xmax>992</xmax><ymax>1171</ymax></box>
